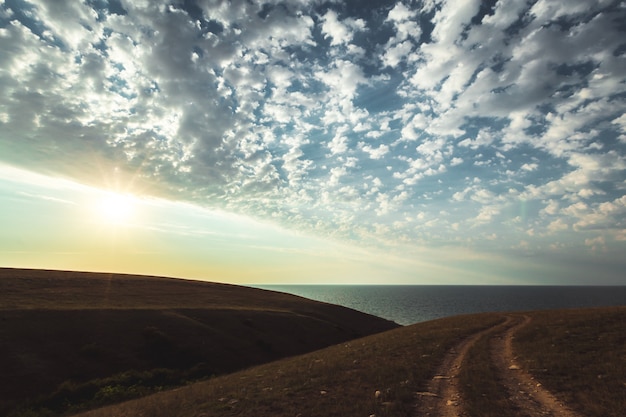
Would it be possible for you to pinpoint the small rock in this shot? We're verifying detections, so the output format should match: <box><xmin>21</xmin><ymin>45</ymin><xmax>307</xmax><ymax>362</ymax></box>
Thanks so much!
<box><xmin>416</xmin><ymin>391</ymin><xmax>438</xmax><ymax>397</ymax></box>
<box><xmin>320</xmin><ymin>390</ymin><xmax>328</xmax><ymax>395</ymax></box>
<box><xmin>374</xmin><ymin>390</ymin><xmax>382</xmax><ymax>399</ymax></box>
<box><xmin>433</xmin><ymin>375</ymin><xmax>450</xmax><ymax>379</ymax></box>
<box><xmin>446</xmin><ymin>400</ymin><xmax>459</xmax><ymax>406</ymax></box>
<box><xmin>508</xmin><ymin>364</ymin><xmax>521</xmax><ymax>370</ymax></box>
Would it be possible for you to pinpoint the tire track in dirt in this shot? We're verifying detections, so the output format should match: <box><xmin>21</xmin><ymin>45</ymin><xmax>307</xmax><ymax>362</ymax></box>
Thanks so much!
<box><xmin>414</xmin><ymin>314</ymin><xmax>583</xmax><ymax>417</ymax></box>
<box><xmin>414</xmin><ymin>316</ymin><xmax>513</xmax><ymax>417</ymax></box>
<box><xmin>491</xmin><ymin>314</ymin><xmax>583</xmax><ymax>417</ymax></box>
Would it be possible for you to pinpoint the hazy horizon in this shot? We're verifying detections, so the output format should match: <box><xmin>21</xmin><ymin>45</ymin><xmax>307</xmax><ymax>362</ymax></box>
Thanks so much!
<box><xmin>1</xmin><ymin>1</ymin><xmax>625</xmax><ymax>285</ymax></box>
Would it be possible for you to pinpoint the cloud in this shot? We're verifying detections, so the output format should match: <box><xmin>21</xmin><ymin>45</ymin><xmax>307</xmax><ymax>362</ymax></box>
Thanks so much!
<box><xmin>360</xmin><ymin>143</ymin><xmax>389</xmax><ymax>160</ymax></box>
<box><xmin>381</xmin><ymin>2</ymin><xmax>419</xmax><ymax>68</ymax></box>
<box><xmin>320</xmin><ymin>9</ymin><xmax>365</xmax><ymax>47</ymax></box>
<box><xmin>1</xmin><ymin>0</ymin><xmax>625</xmax><ymax>283</ymax></box>
<box><xmin>382</xmin><ymin>40</ymin><xmax>413</xmax><ymax>68</ymax></box>
<box><xmin>328</xmin><ymin>132</ymin><xmax>349</xmax><ymax>155</ymax></box>
<box><xmin>547</xmin><ymin>218</ymin><xmax>568</xmax><ymax>233</ymax></box>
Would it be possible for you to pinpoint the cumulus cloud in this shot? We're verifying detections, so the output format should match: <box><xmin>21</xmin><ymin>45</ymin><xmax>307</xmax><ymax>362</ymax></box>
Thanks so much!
<box><xmin>360</xmin><ymin>143</ymin><xmax>389</xmax><ymax>160</ymax></box>
<box><xmin>1</xmin><ymin>0</ymin><xmax>625</xmax><ymax>282</ymax></box>
<box><xmin>320</xmin><ymin>9</ymin><xmax>365</xmax><ymax>47</ymax></box>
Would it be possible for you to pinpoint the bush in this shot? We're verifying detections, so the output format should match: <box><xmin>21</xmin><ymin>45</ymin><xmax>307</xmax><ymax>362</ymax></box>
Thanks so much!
<box><xmin>9</xmin><ymin>367</ymin><xmax>215</xmax><ymax>417</ymax></box>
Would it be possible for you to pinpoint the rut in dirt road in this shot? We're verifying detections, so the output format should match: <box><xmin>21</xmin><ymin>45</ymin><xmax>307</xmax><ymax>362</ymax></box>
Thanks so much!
<box><xmin>491</xmin><ymin>315</ymin><xmax>583</xmax><ymax>417</ymax></box>
<box><xmin>414</xmin><ymin>315</ymin><xmax>583</xmax><ymax>417</ymax></box>
<box><xmin>414</xmin><ymin>317</ymin><xmax>513</xmax><ymax>417</ymax></box>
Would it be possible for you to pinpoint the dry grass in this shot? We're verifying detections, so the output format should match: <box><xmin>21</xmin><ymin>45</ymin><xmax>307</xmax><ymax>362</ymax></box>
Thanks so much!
<box><xmin>0</xmin><ymin>268</ymin><xmax>398</xmax><ymax>416</ymax></box>
<box><xmin>0</xmin><ymin>268</ymin><xmax>343</xmax><ymax>311</ymax></box>
<box><xmin>514</xmin><ymin>307</ymin><xmax>626</xmax><ymax>417</ymax></box>
<box><xmin>4</xmin><ymin>269</ymin><xmax>624</xmax><ymax>417</ymax></box>
<box><xmin>457</xmin><ymin>307</ymin><xmax>626</xmax><ymax>417</ymax></box>
<box><xmin>74</xmin><ymin>314</ymin><xmax>502</xmax><ymax>417</ymax></box>
<box><xmin>76</xmin><ymin>309</ymin><xmax>625</xmax><ymax>417</ymax></box>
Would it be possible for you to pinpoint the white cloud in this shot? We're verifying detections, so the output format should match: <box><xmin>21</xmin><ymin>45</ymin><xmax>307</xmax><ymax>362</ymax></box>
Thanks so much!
<box><xmin>386</xmin><ymin>3</ymin><xmax>413</xmax><ymax>24</ymax></box>
<box><xmin>430</xmin><ymin>0</ymin><xmax>481</xmax><ymax>45</ymax></box>
<box><xmin>481</xmin><ymin>0</ymin><xmax>528</xmax><ymax>29</ymax></box>
<box><xmin>321</xmin><ymin>10</ymin><xmax>365</xmax><ymax>47</ymax></box>
<box><xmin>458</xmin><ymin>129</ymin><xmax>495</xmax><ymax>150</ymax></box>
<box><xmin>360</xmin><ymin>143</ymin><xmax>389</xmax><ymax>160</ymax></box>
<box><xmin>572</xmin><ymin>195</ymin><xmax>626</xmax><ymax>231</ymax></box>
<box><xmin>382</xmin><ymin>2</ymin><xmax>419</xmax><ymax>68</ymax></box>
<box><xmin>541</xmin><ymin>200</ymin><xmax>560</xmax><ymax>217</ymax></box>
<box><xmin>28</xmin><ymin>0</ymin><xmax>101</xmax><ymax>50</ymax></box>
<box><xmin>475</xmin><ymin>205</ymin><xmax>500</xmax><ymax>225</ymax></box>
<box><xmin>328</xmin><ymin>133</ymin><xmax>348</xmax><ymax>155</ymax></box>
<box><xmin>2</xmin><ymin>1</ymin><xmax>625</xmax><ymax>283</ymax></box>
<box><xmin>547</xmin><ymin>218</ymin><xmax>568</xmax><ymax>233</ymax></box>
<box><xmin>584</xmin><ymin>235</ymin><xmax>606</xmax><ymax>252</ymax></box>
<box><xmin>317</xmin><ymin>59</ymin><xmax>367</xmax><ymax>99</ymax></box>
<box><xmin>612</xmin><ymin>113</ymin><xmax>626</xmax><ymax>134</ymax></box>
<box><xmin>417</xmin><ymin>137</ymin><xmax>446</xmax><ymax>156</ymax></box>
<box><xmin>382</xmin><ymin>40</ymin><xmax>413</xmax><ymax>68</ymax></box>
<box><xmin>329</xmin><ymin>166</ymin><xmax>347</xmax><ymax>187</ymax></box>
<box><xmin>450</xmin><ymin>157</ymin><xmax>463</xmax><ymax>166</ymax></box>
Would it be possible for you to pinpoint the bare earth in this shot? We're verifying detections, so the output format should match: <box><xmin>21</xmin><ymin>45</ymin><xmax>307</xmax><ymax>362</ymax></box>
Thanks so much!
<box><xmin>414</xmin><ymin>315</ymin><xmax>583</xmax><ymax>417</ymax></box>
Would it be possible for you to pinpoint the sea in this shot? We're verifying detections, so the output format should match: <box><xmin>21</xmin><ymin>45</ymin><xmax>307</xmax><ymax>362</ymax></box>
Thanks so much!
<box><xmin>256</xmin><ymin>285</ymin><xmax>626</xmax><ymax>325</ymax></box>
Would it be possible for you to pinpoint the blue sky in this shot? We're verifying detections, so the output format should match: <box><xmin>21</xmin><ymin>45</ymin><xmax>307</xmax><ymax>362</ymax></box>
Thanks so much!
<box><xmin>1</xmin><ymin>0</ymin><xmax>625</xmax><ymax>284</ymax></box>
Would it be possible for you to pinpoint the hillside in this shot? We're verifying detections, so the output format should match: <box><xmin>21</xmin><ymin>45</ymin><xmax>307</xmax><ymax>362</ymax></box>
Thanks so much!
<box><xmin>73</xmin><ymin>306</ymin><xmax>626</xmax><ymax>417</ymax></box>
<box><xmin>0</xmin><ymin>268</ymin><xmax>398</xmax><ymax>416</ymax></box>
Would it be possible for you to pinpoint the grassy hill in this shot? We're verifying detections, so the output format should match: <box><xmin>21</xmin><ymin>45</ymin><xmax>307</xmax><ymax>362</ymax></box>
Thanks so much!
<box><xmin>72</xmin><ymin>306</ymin><xmax>625</xmax><ymax>417</ymax></box>
<box><xmin>2</xmin><ymin>269</ymin><xmax>624</xmax><ymax>417</ymax></box>
<box><xmin>0</xmin><ymin>268</ymin><xmax>398</xmax><ymax>416</ymax></box>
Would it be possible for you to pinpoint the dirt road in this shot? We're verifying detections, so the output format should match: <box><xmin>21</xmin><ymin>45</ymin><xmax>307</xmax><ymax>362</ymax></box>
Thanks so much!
<box><xmin>414</xmin><ymin>314</ymin><xmax>582</xmax><ymax>417</ymax></box>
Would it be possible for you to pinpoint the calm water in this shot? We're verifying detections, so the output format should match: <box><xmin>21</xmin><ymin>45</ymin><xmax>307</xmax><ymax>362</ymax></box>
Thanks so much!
<box><xmin>256</xmin><ymin>285</ymin><xmax>626</xmax><ymax>325</ymax></box>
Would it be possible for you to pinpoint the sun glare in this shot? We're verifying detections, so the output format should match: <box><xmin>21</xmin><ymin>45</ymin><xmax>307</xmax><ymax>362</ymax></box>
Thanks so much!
<box><xmin>94</xmin><ymin>192</ymin><xmax>136</xmax><ymax>224</ymax></box>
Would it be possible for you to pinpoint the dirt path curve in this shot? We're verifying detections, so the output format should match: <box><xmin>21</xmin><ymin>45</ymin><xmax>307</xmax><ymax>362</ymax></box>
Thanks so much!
<box><xmin>414</xmin><ymin>314</ymin><xmax>583</xmax><ymax>417</ymax></box>
<box><xmin>414</xmin><ymin>316</ymin><xmax>514</xmax><ymax>417</ymax></box>
<box><xmin>491</xmin><ymin>314</ymin><xmax>583</xmax><ymax>417</ymax></box>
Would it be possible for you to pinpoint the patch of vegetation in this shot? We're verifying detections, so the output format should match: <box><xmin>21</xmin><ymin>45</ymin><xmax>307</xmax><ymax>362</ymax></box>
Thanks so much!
<box><xmin>8</xmin><ymin>366</ymin><xmax>215</xmax><ymax>417</ymax></box>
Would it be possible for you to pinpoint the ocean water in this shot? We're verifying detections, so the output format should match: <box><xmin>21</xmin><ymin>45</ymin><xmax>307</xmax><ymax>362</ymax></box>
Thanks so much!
<box><xmin>256</xmin><ymin>285</ymin><xmax>626</xmax><ymax>325</ymax></box>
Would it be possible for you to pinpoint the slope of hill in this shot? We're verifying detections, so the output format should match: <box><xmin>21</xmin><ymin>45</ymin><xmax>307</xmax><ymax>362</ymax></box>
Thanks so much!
<box><xmin>0</xmin><ymin>268</ymin><xmax>398</xmax><ymax>416</ymax></box>
<box><xmin>74</xmin><ymin>307</ymin><xmax>625</xmax><ymax>417</ymax></box>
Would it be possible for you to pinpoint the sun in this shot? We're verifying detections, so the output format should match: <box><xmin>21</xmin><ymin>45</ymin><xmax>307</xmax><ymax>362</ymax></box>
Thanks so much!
<box><xmin>94</xmin><ymin>192</ymin><xmax>136</xmax><ymax>225</ymax></box>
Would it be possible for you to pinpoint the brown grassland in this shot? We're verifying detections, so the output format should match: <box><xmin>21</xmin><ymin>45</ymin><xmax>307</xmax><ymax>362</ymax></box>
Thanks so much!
<box><xmin>513</xmin><ymin>308</ymin><xmax>626</xmax><ymax>417</ymax></box>
<box><xmin>75</xmin><ymin>313</ymin><xmax>504</xmax><ymax>417</ymax></box>
<box><xmin>0</xmin><ymin>268</ymin><xmax>397</xmax><ymax>416</ymax></box>
<box><xmin>75</xmin><ymin>307</ymin><xmax>626</xmax><ymax>417</ymax></box>
<box><xmin>1</xmin><ymin>268</ymin><xmax>624</xmax><ymax>417</ymax></box>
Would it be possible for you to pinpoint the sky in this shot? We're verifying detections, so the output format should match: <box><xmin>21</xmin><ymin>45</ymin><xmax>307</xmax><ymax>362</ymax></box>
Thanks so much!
<box><xmin>1</xmin><ymin>0</ymin><xmax>625</xmax><ymax>285</ymax></box>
